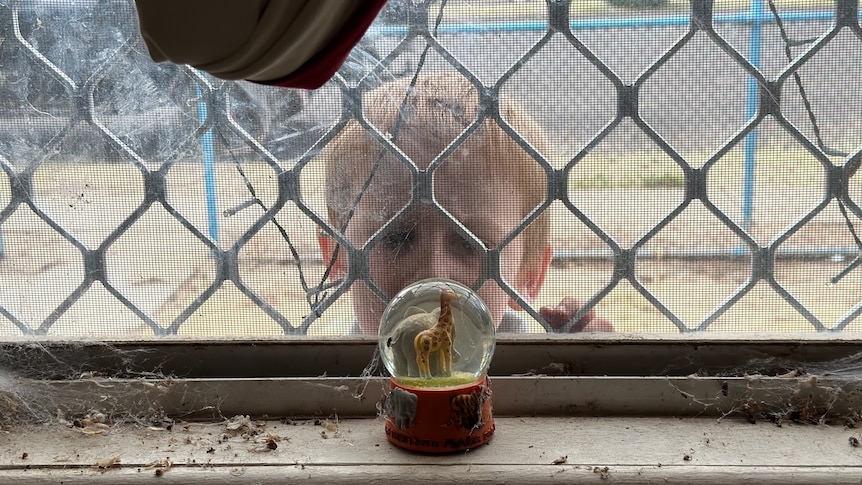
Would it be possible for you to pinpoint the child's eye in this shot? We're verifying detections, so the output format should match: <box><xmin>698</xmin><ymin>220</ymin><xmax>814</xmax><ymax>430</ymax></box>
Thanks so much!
<box><xmin>382</xmin><ymin>228</ymin><xmax>414</xmax><ymax>251</ymax></box>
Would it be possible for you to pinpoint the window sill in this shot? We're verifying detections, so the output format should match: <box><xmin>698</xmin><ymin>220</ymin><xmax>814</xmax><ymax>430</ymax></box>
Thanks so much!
<box><xmin>4</xmin><ymin>337</ymin><xmax>862</xmax><ymax>484</ymax></box>
<box><xmin>3</xmin><ymin>417</ymin><xmax>860</xmax><ymax>484</ymax></box>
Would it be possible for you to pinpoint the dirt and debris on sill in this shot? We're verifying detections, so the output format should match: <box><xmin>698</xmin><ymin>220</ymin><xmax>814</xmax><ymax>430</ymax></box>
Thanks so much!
<box><xmin>3</xmin><ymin>416</ymin><xmax>862</xmax><ymax>484</ymax></box>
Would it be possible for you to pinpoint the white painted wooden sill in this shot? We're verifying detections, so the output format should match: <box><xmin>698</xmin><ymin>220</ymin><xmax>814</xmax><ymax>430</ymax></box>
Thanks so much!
<box><xmin>4</xmin><ymin>417</ymin><xmax>862</xmax><ymax>484</ymax></box>
<box><xmin>4</xmin><ymin>335</ymin><xmax>862</xmax><ymax>483</ymax></box>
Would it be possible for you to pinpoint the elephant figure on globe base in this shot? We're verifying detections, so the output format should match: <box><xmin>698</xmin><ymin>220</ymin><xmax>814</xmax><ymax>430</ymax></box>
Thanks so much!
<box><xmin>385</xmin><ymin>387</ymin><xmax>418</xmax><ymax>429</ymax></box>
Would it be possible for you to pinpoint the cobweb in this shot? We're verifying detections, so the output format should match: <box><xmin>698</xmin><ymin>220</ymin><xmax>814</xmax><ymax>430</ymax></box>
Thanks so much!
<box><xmin>664</xmin><ymin>349</ymin><xmax>862</xmax><ymax>427</ymax></box>
<box><xmin>0</xmin><ymin>340</ymin><xmax>392</xmax><ymax>428</ymax></box>
<box><xmin>0</xmin><ymin>341</ymin><xmax>181</xmax><ymax>428</ymax></box>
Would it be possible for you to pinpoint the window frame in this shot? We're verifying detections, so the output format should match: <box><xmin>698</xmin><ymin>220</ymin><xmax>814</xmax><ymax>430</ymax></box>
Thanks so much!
<box><xmin>4</xmin><ymin>334</ymin><xmax>862</xmax><ymax>422</ymax></box>
<box><xmin>3</xmin><ymin>5</ymin><xmax>862</xmax><ymax>481</ymax></box>
<box><xmin>4</xmin><ymin>335</ymin><xmax>862</xmax><ymax>483</ymax></box>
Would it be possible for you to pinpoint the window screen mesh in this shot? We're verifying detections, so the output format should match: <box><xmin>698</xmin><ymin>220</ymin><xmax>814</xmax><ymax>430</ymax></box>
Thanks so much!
<box><xmin>0</xmin><ymin>0</ymin><xmax>860</xmax><ymax>337</ymax></box>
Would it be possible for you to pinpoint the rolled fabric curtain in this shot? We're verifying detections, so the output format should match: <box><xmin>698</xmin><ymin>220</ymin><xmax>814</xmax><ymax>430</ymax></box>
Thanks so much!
<box><xmin>134</xmin><ymin>0</ymin><xmax>388</xmax><ymax>89</ymax></box>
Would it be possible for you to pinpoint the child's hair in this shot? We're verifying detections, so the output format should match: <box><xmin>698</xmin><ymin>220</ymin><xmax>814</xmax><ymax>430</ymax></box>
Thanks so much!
<box><xmin>323</xmin><ymin>71</ymin><xmax>551</xmax><ymax>283</ymax></box>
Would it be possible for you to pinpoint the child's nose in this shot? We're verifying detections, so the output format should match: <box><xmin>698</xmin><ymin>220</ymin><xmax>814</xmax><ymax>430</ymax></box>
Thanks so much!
<box><xmin>414</xmin><ymin>239</ymin><xmax>477</xmax><ymax>286</ymax></box>
<box><xmin>425</xmin><ymin>247</ymin><xmax>457</xmax><ymax>281</ymax></box>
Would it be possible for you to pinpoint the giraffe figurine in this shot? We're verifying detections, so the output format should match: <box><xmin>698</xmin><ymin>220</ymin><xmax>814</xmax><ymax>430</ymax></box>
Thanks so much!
<box><xmin>413</xmin><ymin>288</ymin><xmax>461</xmax><ymax>379</ymax></box>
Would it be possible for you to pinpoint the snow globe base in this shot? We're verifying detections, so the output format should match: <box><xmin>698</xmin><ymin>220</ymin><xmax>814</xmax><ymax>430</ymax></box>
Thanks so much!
<box><xmin>384</xmin><ymin>375</ymin><xmax>494</xmax><ymax>453</ymax></box>
<box><xmin>379</xmin><ymin>279</ymin><xmax>497</xmax><ymax>453</ymax></box>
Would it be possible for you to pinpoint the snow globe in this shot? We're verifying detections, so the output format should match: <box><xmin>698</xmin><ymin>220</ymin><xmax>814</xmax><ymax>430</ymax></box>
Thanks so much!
<box><xmin>379</xmin><ymin>278</ymin><xmax>496</xmax><ymax>453</ymax></box>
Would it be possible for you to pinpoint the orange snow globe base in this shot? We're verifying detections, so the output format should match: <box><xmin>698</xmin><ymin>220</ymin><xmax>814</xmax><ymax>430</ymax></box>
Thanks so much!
<box><xmin>385</xmin><ymin>376</ymin><xmax>494</xmax><ymax>453</ymax></box>
<box><xmin>379</xmin><ymin>279</ymin><xmax>497</xmax><ymax>453</ymax></box>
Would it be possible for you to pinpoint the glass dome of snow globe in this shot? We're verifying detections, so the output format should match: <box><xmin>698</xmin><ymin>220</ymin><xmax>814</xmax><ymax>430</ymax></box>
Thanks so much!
<box><xmin>378</xmin><ymin>278</ymin><xmax>495</xmax><ymax>388</ymax></box>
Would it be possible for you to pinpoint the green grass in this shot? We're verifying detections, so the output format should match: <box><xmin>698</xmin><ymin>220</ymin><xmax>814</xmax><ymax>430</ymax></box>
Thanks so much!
<box><xmin>436</xmin><ymin>0</ymin><xmax>834</xmax><ymax>22</ymax></box>
<box><xmin>569</xmin><ymin>152</ymin><xmax>687</xmax><ymax>189</ymax></box>
<box><xmin>396</xmin><ymin>372</ymin><xmax>480</xmax><ymax>389</ymax></box>
<box><xmin>568</xmin><ymin>147</ymin><xmax>833</xmax><ymax>190</ymax></box>
<box><xmin>15</xmin><ymin>145</ymin><xmax>831</xmax><ymax>198</ymax></box>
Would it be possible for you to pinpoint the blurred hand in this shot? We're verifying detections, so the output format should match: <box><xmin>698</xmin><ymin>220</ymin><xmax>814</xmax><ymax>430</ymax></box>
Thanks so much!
<box><xmin>539</xmin><ymin>297</ymin><xmax>614</xmax><ymax>332</ymax></box>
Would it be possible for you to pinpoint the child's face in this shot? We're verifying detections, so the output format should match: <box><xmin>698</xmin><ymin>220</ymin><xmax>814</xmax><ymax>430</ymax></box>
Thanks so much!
<box><xmin>338</xmin><ymin>153</ymin><xmax>533</xmax><ymax>334</ymax></box>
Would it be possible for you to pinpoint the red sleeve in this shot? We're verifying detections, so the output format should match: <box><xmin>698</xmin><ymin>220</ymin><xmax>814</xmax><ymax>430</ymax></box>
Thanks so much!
<box><xmin>261</xmin><ymin>0</ymin><xmax>389</xmax><ymax>89</ymax></box>
<box><xmin>136</xmin><ymin>0</ymin><xmax>389</xmax><ymax>90</ymax></box>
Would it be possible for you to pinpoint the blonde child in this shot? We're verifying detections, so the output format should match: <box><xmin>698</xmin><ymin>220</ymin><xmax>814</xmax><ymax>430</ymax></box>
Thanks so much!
<box><xmin>317</xmin><ymin>72</ymin><xmax>612</xmax><ymax>334</ymax></box>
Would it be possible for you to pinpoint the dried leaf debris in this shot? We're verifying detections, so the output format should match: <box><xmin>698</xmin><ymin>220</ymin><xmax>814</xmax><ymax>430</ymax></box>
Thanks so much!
<box><xmin>92</xmin><ymin>455</ymin><xmax>121</xmax><ymax>471</ymax></box>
